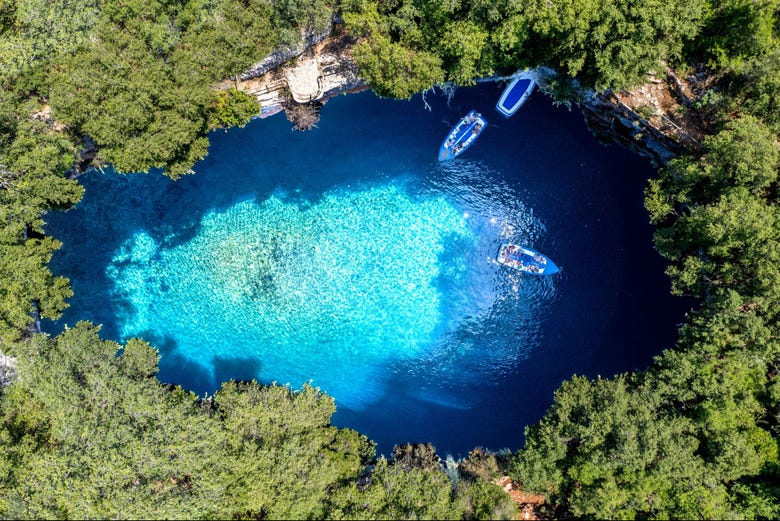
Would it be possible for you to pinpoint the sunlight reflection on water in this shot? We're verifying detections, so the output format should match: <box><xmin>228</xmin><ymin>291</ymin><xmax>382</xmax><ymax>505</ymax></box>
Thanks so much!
<box><xmin>106</xmin><ymin>171</ymin><xmax>556</xmax><ymax>410</ymax></box>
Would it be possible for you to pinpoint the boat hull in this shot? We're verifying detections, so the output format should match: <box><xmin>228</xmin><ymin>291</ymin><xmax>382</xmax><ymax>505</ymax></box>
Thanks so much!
<box><xmin>496</xmin><ymin>244</ymin><xmax>559</xmax><ymax>276</ymax></box>
<box><xmin>496</xmin><ymin>77</ymin><xmax>535</xmax><ymax>118</ymax></box>
<box><xmin>438</xmin><ymin>110</ymin><xmax>487</xmax><ymax>161</ymax></box>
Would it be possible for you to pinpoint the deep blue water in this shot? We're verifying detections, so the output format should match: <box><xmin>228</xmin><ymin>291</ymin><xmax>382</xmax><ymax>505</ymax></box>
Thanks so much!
<box><xmin>43</xmin><ymin>84</ymin><xmax>689</xmax><ymax>457</ymax></box>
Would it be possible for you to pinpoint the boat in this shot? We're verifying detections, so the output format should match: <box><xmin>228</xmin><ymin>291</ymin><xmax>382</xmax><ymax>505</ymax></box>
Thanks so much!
<box><xmin>496</xmin><ymin>244</ymin><xmax>560</xmax><ymax>276</ymax></box>
<box><xmin>438</xmin><ymin>110</ymin><xmax>487</xmax><ymax>161</ymax></box>
<box><xmin>495</xmin><ymin>76</ymin><xmax>535</xmax><ymax>118</ymax></box>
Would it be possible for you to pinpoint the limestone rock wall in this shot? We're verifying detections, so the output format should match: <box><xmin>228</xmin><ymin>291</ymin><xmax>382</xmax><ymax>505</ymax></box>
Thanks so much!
<box><xmin>579</xmin><ymin>91</ymin><xmax>687</xmax><ymax>166</ymax></box>
<box><xmin>239</xmin><ymin>23</ymin><xmax>334</xmax><ymax>82</ymax></box>
<box><xmin>227</xmin><ymin>25</ymin><xmax>365</xmax><ymax>120</ymax></box>
<box><xmin>578</xmin><ymin>69</ymin><xmax>711</xmax><ymax>166</ymax></box>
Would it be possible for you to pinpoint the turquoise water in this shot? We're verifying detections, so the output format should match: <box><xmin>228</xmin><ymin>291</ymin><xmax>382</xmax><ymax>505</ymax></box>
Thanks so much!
<box><xmin>44</xmin><ymin>85</ymin><xmax>687</xmax><ymax>454</ymax></box>
<box><xmin>109</xmin><ymin>184</ymin><xmax>487</xmax><ymax>408</ymax></box>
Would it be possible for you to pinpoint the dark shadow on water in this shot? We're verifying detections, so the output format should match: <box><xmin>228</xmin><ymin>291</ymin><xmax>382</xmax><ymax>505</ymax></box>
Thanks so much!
<box><xmin>212</xmin><ymin>356</ymin><xmax>263</xmax><ymax>391</ymax></box>
<box><xmin>137</xmin><ymin>331</ymin><xmax>214</xmax><ymax>394</ymax></box>
<box><xmin>140</xmin><ymin>329</ymin><xmax>263</xmax><ymax>396</ymax></box>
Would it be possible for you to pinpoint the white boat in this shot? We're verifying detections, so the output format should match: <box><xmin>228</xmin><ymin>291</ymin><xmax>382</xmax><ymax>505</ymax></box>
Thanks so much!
<box><xmin>496</xmin><ymin>244</ymin><xmax>559</xmax><ymax>276</ymax></box>
<box><xmin>496</xmin><ymin>76</ymin><xmax>535</xmax><ymax>118</ymax></box>
<box><xmin>438</xmin><ymin>110</ymin><xmax>487</xmax><ymax>161</ymax></box>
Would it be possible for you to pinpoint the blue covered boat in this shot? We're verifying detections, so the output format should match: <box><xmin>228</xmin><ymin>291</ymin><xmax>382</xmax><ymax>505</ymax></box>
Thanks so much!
<box><xmin>438</xmin><ymin>110</ymin><xmax>487</xmax><ymax>161</ymax></box>
<box><xmin>496</xmin><ymin>76</ymin><xmax>535</xmax><ymax>118</ymax></box>
<box><xmin>496</xmin><ymin>244</ymin><xmax>559</xmax><ymax>276</ymax></box>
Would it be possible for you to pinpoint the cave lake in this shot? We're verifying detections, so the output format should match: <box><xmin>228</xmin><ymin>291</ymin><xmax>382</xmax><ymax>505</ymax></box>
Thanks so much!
<box><xmin>43</xmin><ymin>84</ymin><xmax>689</xmax><ymax>456</ymax></box>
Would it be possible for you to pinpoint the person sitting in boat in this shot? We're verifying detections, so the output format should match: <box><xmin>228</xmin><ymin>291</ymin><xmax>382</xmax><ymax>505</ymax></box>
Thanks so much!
<box><xmin>533</xmin><ymin>253</ymin><xmax>546</xmax><ymax>263</ymax></box>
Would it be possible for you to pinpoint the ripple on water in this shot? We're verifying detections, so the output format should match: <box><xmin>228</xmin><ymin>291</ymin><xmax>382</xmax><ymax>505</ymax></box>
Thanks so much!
<box><xmin>105</xmin><ymin>176</ymin><xmax>557</xmax><ymax>410</ymax></box>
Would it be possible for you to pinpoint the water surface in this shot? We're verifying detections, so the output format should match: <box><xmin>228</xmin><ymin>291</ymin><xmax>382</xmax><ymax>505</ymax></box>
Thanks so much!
<box><xmin>45</xmin><ymin>85</ymin><xmax>687</xmax><ymax>455</ymax></box>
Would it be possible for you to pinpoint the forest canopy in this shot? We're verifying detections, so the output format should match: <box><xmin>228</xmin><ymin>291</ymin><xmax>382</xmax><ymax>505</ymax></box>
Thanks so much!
<box><xmin>0</xmin><ymin>322</ymin><xmax>516</xmax><ymax>519</ymax></box>
<box><xmin>341</xmin><ymin>0</ymin><xmax>706</xmax><ymax>97</ymax></box>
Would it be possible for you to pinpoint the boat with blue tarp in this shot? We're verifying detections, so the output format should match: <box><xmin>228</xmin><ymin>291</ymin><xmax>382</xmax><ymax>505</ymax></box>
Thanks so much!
<box><xmin>496</xmin><ymin>75</ymin><xmax>535</xmax><ymax>118</ymax></box>
<box><xmin>438</xmin><ymin>110</ymin><xmax>487</xmax><ymax>161</ymax></box>
<box><xmin>496</xmin><ymin>244</ymin><xmax>559</xmax><ymax>276</ymax></box>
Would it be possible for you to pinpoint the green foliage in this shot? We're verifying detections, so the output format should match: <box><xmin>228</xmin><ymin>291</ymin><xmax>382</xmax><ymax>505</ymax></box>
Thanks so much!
<box><xmin>685</xmin><ymin>2</ymin><xmax>780</xmax><ymax>130</ymax></box>
<box><xmin>48</xmin><ymin>25</ymin><xmax>212</xmax><ymax>178</ymax></box>
<box><xmin>436</xmin><ymin>20</ymin><xmax>492</xmax><ymax>86</ymax></box>
<box><xmin>0</xmin><ymin>238</ymin><xmax>72</xmax><ymax>344</ymax></box>
<box><xmin>0</xmin><ymin>324</ymin><xmax>499</xmax><ymax>518</ymax></box>
<box><xmin>1</xmin><ymin>1</ymin><xmax>780</xmax><ymax>519</ymax></box>
<box><xmin>516</xmin><ymin>20</ymin><xmax>780</xmax><ymax>513</ymax></box>
<box><xmin>212</xmin><ymin>381</ymin><xmax>375</xmax><ymax>519</ymax></box>
<box><xmin>342</xmin><ymin>0</ymin><xmax>706</xmax><ymax>94</ymax></box>
<box><xmin>0</xmin><ymin>103</ymin><xmax>84</xmax><ymax>341</ymax></box>
<box><xmin>352</xmin><ymin>34</ymin><xmax>445</xmax><ymax>98</ymax></box>
<box><xmin>391</xmin><ymin>442</ymin><xmax>441</xmax><ymax>471</ymax></box>
<box><xmin>1</xmin><ymin>322</ymin><xmax>228</xmax><ymax>519</ymax></box>
<box><xmin>457</xmin><ymin>478</ymin><xmax>518</xmax><ymax>520</ymax></box>
<box><xmin>329</xmin><ymin>456</ymin><xmax>466</xmax><ymax>520</ymax></box>
<box><xmin>512</xmin><ymin>375</ymin><xmax>709</xmax><ymax>519</ymax></box>
<box><xmin>0</xmin><ymin>0</ymin><xmax>100</xmax><ymax>92</ymax></box>
<box><xmin>688</xmin><ymin>0</ymin><xmax>779</xmax><ymax>71</ymax></box>
<box><xmin>646</xmin><ymin>116</ymin><xmax>780</xmax><ymax>298</ymax></box>
<box><xmin>458</xmin><ymin>447</ymin><xmax>502</xmax><ymax>482</ymax></box>
<box><xmin>0</xmin><ymin>0</ymin><xmax>335</xmax><ymax>178</ymax></box>
<box><xmin>456</xmin><ymin>448</ymin><xmax>519</xmax><ymax>520</ymax></box>
<box><xmin>729</xmin><ymin>482</ymin><xmax>780</xmax><ymax>520</ymax></box>
<box><xmin>209</xmin><ymin>88</ymin><xmax>259</xmax><ymax>129</ymax></box>
<box><xmin>120</xmin><ymin>338</ymin><xmax>160</xmax><ymax>379</ymax></box>
<box><xmin>731</xmin><ymin>45</ymin><xmax>780</xmax><ymax>132</ymax></box>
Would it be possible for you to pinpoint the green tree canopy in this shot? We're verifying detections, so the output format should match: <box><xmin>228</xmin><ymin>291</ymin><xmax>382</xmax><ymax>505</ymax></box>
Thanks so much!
<box><xmin>0</xmin><ymin>322</ymin><xmax>509</xmax><ymax>519</ymax></box>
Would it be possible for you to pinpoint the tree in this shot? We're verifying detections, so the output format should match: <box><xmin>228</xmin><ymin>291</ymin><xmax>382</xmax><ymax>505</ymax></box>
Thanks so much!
<box><xmin>511</xmin><ymin>375</ymin><xmax>711</xmax><ymax>519</ymax></box>
<box><xmin>352</xmin><ymin>34</ymin><xmax>445</xmax><ymax>98</ymax></box>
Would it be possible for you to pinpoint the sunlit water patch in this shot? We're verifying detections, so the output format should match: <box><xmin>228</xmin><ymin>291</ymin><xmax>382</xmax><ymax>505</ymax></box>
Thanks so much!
<box><xmin>105</xmin><ymin>179</ymin><xmax>548</xmax><ymax>409</ymax></box>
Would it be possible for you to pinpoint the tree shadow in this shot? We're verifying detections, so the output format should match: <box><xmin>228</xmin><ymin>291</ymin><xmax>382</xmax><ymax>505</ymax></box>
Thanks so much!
<box><xmin>137</xmin><ymin>331</ymin><xmax>210</xmax><ymax>396</ymax></box>
<box><xmin>212</xmin><ymin>356</ymin><xmax>263</xmax><ymax>389</ymax></box>
<box><xmin>136</xmin><ymin>329</ymin><xmax>263</xmax><ymax>396</ymax></box>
